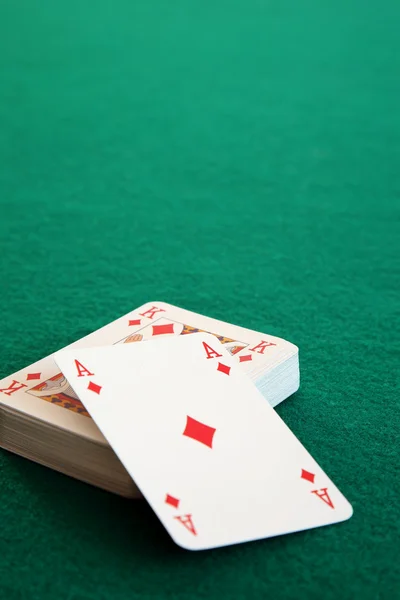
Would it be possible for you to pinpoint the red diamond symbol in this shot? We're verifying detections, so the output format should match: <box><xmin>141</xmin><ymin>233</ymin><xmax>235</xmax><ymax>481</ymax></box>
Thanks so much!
<box><xmin>129</xmin><ymin>319</ymin><xmax>141</xmax><ymax>326</ymax></box>
<box><xmin>87</xmin><ymin>381</ymin><xmax>102</xmax><ymax>395</ymax></box>
<box><xmin>26</xmin><ymin>372</ymin><xmax>41</xmax><ymax>381</ymax></box>
<box><xmin>165</xmin><ymin>494</ymin><xmax>180</xmax><ymax>508</ymax></box>
<box><xmin>239</xmin><ymin>354</ymin><xmax>252</xmax><ymax>363</ymax></box>
<box><xmin>217</xmin><ymin>362</ymin><xmax>231</xmax><ymax>375</ymax></box>
<box><xmin>152</xmin><ymin>323</ymin><xmax>174</xmax><ymax>336</ymax></box>
<box><xmin>183</xmin><ymin>416</ymin><xmax>216</xmax><ymax>449</ymax></box>
<box><xmin>301</xmin><ymin>469</ymin><xmax>315</xmax><ymax>483</ymax></box>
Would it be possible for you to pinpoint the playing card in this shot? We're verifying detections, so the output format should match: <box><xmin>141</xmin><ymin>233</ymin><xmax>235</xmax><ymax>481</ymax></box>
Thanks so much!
<box><xmin>0</xmin><ymin>301</ymin><xmax>299</xmax><ymax>447</ymax></box>
<box><xmin>54</xmin><ymin>334</ymin><xmax>352</xmax><ymax>551</ymax></box>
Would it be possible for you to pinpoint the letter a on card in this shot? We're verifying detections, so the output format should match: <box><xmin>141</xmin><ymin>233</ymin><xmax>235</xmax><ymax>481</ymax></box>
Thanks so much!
<box><xmin>174</xmin><ymin>515</ymin><xmax>197</xmax><ymax>536</ymax></box>
<box><xmin>74</xmin><ymin>360</ymin><xmax>94</xmax><ymax>378</ymax></box>
<box><xmin>311</xmin><ymin>488</ymin><xmax>335</xmax><ymax>509</ymax></box>
<box><xmin>202</xmin><ymin>342</ymin><xmax>222</xmax><ymax>359</ymax></box>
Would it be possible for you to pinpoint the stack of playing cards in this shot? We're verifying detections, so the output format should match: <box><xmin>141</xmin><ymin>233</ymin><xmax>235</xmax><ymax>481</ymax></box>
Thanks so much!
<box><xmin>0</xmin><ymin>302</ymin><xmax>300</xmax><ymax>498</ymax></box>
<box><xmin>0</xmin><ymin>302</ymin><xmax>299</xmax><ymax>497</ymax></box>
<box><xmin>0</xmin><ymin>302</ymin><xmax>353</xmax><ymax>550</ymax></box>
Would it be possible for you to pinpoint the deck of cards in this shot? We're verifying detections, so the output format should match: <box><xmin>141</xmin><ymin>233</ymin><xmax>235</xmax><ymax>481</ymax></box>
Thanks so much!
<box><xmin>0</xmin><ymin>302</ymin><xmax>352</xmax><ymax>550</ymax></box>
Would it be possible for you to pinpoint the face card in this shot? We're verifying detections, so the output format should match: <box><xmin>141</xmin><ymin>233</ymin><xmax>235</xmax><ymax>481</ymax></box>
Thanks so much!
<box><xmin>54</xmin><ymin>335</ymin><xmax>352</xmax><ymax>551</ymax></box>
<box><xmin>0</xmin><ymin>302</ymin><xmax>299</xmax><ymax>446</ymax></box>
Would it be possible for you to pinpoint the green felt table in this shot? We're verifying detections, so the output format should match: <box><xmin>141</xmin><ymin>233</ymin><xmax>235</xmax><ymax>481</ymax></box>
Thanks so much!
<box><xmin>0</xmin><ymin>1</ymin><xmax>399</xmax><ymax>598</ymax></box>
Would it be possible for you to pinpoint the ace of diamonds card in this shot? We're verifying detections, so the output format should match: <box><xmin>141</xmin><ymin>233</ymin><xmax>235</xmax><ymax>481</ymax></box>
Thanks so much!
<box><xmin>55</xmin><ymin>334</ymin><xmax>352</xmax><ymax>551</ymax></box>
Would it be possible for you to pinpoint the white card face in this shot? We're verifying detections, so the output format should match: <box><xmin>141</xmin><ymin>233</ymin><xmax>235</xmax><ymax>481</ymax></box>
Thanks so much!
<box><xmin>54</xmin><ymin>334</ymin><xmax>352</xmax><ymax>551</ymax></box>
<box><xmin>0</xmin><ymin>301</ymin><xmax>298</xmax><ymax>444</ymax></box>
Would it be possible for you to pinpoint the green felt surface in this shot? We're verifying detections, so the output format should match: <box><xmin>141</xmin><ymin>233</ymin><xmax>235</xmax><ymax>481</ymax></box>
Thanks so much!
<box><xmin>0</xmin><ymin>0</ymin><xmax>399</xmax><ymax>598</ymax></box>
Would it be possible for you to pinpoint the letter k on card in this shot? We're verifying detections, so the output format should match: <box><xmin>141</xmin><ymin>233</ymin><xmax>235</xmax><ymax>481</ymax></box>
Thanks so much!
<box><xmin>54</xmin><ymin>334</ymin><xmax>353</xmax><ymax>551</ymax></box>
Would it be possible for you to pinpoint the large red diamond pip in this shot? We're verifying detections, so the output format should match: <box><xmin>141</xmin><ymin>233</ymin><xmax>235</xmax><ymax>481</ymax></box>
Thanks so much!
<box><xmin>183</xmin><ymin>416</ymin><xmax>216</xmax><ymax>449</ymax></box>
